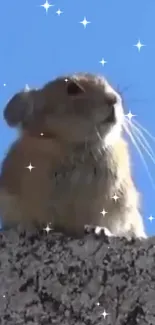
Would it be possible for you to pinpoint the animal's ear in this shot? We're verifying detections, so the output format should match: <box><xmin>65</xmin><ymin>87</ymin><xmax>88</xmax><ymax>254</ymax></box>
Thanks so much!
<box><xmin>3</xmin><ymin>89</ymin><xmax>40</xmax><ymax>127</ymax></box>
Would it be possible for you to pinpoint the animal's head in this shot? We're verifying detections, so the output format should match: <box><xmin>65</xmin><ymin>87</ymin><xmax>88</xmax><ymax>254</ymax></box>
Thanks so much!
<box><xmin>4</xmin><ymin>73</ymin><xmax>124</xmax><ymax>147</ymax></box>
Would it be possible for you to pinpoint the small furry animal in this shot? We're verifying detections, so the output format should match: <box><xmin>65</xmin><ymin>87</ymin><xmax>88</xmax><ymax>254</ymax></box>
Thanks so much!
<box><xmin>0</xmin><ymin>73</ymin><xmax>147</xmax><ymax>239</ymax></box>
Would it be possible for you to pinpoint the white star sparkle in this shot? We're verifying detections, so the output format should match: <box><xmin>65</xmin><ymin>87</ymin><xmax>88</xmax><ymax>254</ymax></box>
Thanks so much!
<box><xmin>26</xmin><ymin>163</ymin><xmax>35</xmax><ymax>172</ymax></box>
<box><xmin>43</xmin><ymin>224</ymin><xmax>53</xmax><ymax>233</ymax></box>
<box><xmin>64</xmin><ymin>78</ymin><xmax>68</xmax><ymax>82</ymax></box>
<box><xmin>41</xmin><ymin>0</ymin><xmax>54</xmax><ymax>14</ymax></box>
<box><xmin>112</xmin><ymin>193</ymin><xmax>119</xmax><ymax>202</ymax></box>
<box><xmin>125</xmin><ymin>110</ymin><xmax>136</xmax><ymax>120</ymax></box>
<box><xmin>56</xmin><ymin>9</ymin><xmax>63</xmax><ymax>16</ymax></box>
<box><xmin>134</xmin><ymin>40</ymin><xmax>145</xmax><ymax>52</ymax></box>
<box><xmin>99</xmin><ymin>58</ymin><xmax>107</xmax><ymax>66</ymax></box>
<box><xmin>3</xmin><ymin>83</ymin><xmax>6</xmax><ymax>87</ymax></box>
<box><xmin>100</xmin><ymin>209</ymin><xmax>107</xmax><ymax>217</ymax></box>
<box><xmin>40</xmin><ymin>132</ymin><xmax>44</xmax><ymax>136</ymax></box>
<box><xmin>101</xmin><ymin>309</ymin><xmax>110</xmax><ymax>319</ymax></box>
<box><xmin>148</xmin><ymin>215</ymin><xmax>155</xmax><ymax>222</ymax></box>
<box><xmin>80</xmin><ymin>17</ymin><xmax>91</xmax><ymax>28</ymax></box>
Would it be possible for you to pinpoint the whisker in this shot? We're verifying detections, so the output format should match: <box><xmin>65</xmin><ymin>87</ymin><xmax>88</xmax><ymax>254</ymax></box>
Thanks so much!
<box><xmin>95</xmin><ymin>126</ymin><xmax>102</xmax><ymax>141</ymax></box>
<box><xmin>116</xmin><ymin>83</ymin><xmax>133</xmax><ymax>96</ymax></box>
<box><xmin>133</xmin><ymin>119</ymin><xmax>155</xmax><ymax>143</ymax></box>
<box><xmin>123</xmin><ymin>121</ymin><xmax>155</xmax><ymax>190</ymax></box>
<box><xmin>125</xmin><ymin>118</ymin><xmax>155</xmax><ymax>162</ymax></box>
<box><xmin>126</xmin><ymin>121</ymin><xmax>155</xmax><ymax>166</ymax></box>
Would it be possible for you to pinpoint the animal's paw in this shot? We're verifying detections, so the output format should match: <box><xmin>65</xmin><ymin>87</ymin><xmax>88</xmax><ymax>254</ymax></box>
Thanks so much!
<box><xmin>95</xmin><ymin>226</ymin><xmax>114</xmax><ymax>237</ymax></box>
<box><xmin>84</xmin><ymin>224</ymin><xmax>114</xmax><ymax>237</ymax></box>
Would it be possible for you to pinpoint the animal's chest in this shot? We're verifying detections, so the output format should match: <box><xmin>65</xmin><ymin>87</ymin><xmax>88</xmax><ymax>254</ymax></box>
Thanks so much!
<box><xmin>46</xmin><ymin>158</ymin><xmax>113</xmax><ymax>222</ymax></box>
<box><xmin>50</xmin><ymin>162</ymin><xmax>106</xmax><ymax>200</ymax></box>
<box><xmin>21</xmin><ymin>155</ymin><xmax>112</xmax><ymax>219</ymax></box>
<box><xmin>1</xmin><ymin>145</ymin><xmax>114</xmax><ymax>228</ymax></box>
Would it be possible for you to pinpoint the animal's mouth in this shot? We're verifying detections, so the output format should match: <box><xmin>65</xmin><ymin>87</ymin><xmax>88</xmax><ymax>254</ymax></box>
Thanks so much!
<box><xmin>100</xmin><ymin>106</ymin><xmax>116</xmax><ymax>125</ymax></box>
<box><xmin>28</xmin><ymin>106</ymin><xmax>116</xmax><ymax>140</ymax></box>
<box><xmin>106</xmin><ymin>106</ymin><xmax>116</xmax><ymax>123</ymax></box>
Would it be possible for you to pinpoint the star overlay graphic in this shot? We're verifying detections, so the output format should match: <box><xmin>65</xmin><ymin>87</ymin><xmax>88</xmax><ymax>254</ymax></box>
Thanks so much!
<box><xmin>100</xmin><ymin>209</ymin><xmax>108</xmax><ymax>217</ymax></box>
<box><xmin>148</xmin><ymin>215</ymin><xmax>155</xmax><ymax>223</ymax></box>
<box><xmin>43</xmin><ymin>223</ymin><xmax>53</xmax><ymax>233</ymax></box>
<box><xmin>25</xmin><ymin>163</ymin><xmax>35</xmax><ymax>172</ymax></box>
<box><xmin>99</xmin><ymin>58</ymin><xmax>107</xmax><ymax>66</ymax></box>
<box><xmin>40</xmin><ymin>0</ymin><xmax>54</xmax><ymax>14</ymax></box>
<box><xmin>80</xmin><ymin>17</ymin><xmax>91</xmax><ymax>28</ymax></box>
<box><xmin>134</xmin><ymin>40</ymin><xmax>145</xmax><ymax>52</ymax></box>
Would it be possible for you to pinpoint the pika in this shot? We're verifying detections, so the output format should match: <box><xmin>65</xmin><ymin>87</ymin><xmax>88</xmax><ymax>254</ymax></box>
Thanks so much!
<box><xmin>0</xmin><ymin>73</ymin><xmax>147</xmax><ymax>239</ymax></box>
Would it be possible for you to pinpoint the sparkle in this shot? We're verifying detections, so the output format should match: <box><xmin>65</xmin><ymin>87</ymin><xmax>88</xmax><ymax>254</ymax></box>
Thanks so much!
<box><xmin>134</xmin><ymin>40</ymin><xmax>145</xmax><ymax>52</ymax></box>
<box><xmin>100</xmin><ymin>209</ymin><xmax>107</xmax><ymax>217</ymax></box>
<box><xmin>64</xmin><ymin>78</ymin><xmax>68</xmax><ymax>82</ymax></box>
<box><xmin>96</xmin><ymin>302</ymin><xmax>100</xmax><ymax>306</ymax></box>
<box><xmin>40</xmin><ymin>132</ymin><xmax>44</xmax><ymax>136</ymax></box>
<box><xmin>26</xmin><ymin>163</ymin><xmax>35</xmax><ymax>172</ymax></box>
<box><xmin>3</xmin><ymin>83</ymin><xmax>6</xmax><ymax>87</ymax></box>
<box><xmin>40</xmin><ymin>0</ymin><xmax>54</xmax><ymax>14</ymax></box>
<box><xmin>56</xmin><ymin>9</ymin><xmax>63</xmax><ymax>15</ymax></box>
<box><xmin>101</xmin><ymin>309</ymin><xmax>110</xmax><ymax>319</ymax></box>
<box><xmin>112</xmin><ymin>193</ymin><xmax>119</xmax><ymax>202</ymax></box>
<box><xmin>2</xmin><ymin>295</ymin><xmax>5</xmax><ymax>298</ymax></box>
<box><xmin>80</xmin><ymin>17</ymin><xmax>91</xmax><ymax>28</ymax></box>
<box><xmin>99</xmin><ymin>58</ymin><xmax>107</xmax><ymax>66</ymax></box>
<box><xmin>125</xmin><ymin>110</ymin><xmax>136</xmax><ymax>120</ymax></box>
<box><xmin>148</xmin><ymin>215</ymin><xmax>154</xmax><ymax>222</ymax></box>
<box><xmin>43</xmin><ymin>224</ymin><xmax>53</xmax><ymax>233</ymax></box>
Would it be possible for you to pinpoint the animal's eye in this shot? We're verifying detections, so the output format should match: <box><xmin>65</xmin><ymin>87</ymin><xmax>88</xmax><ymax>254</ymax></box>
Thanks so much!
<box><xmin>66</xmin><ymin>81</ymin><xmax>85</xmax><ymax>96</ymax></box>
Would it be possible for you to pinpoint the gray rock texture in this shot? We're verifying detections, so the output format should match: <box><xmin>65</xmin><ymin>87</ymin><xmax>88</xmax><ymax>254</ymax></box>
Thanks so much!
<box><xmin>0</xmin><ymin>228</ymin><xmax>155</xmax><ymax>325</ymax></box>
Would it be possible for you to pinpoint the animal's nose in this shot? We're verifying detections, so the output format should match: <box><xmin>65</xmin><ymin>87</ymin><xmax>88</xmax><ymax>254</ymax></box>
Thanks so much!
<box><xmin>66</xmin><ymin>80</ymin><xmax>85</xmax><ymax>96</ymax></box>
<box><xmin>105</xmin><ymin>92</ymin><xmax>117</xmax><ymax>106</ymax></box>
<box><xmin>104</xmin><ymin>93</ymin><xmax>118</xmax><ymax>123</ymax></box>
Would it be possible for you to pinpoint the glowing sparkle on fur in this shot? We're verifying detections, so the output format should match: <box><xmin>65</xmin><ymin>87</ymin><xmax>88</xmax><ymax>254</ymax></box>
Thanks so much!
<box><xmin>80</xmin><ymin>17</ymin><xmax>91</xmax><ymax>28</ymax></box>
<box><xmin>100</xmin><ymin>209</ymin><xmax>107</xmax><ymax>217</ymax></box>
<box><xmin>148</xmin><ymin>215</ymin><xmax>155</xmax><ymax>222</ymax></box>
<box><xmin>26</xmin><ymin>163</ymin><xmax>35</xmax><ymax>172</ymax></box>
<box><xmin>112</xmin><ymin>193</ymin><xmax>119</xmax><ymax>202</ymax></box>
<box><xmin>101</xmin><ymin>309</ymin><xmax>110</xmax><ymax>319</ymax></box>
<box><xmin>43</xmin><ymin>224</ymin><xmax>53</xmax><ymax>233</ymax></box>
<box><xmin>134</xmin><ymin>40</ymin><xmax>145</xmax><ymax>52</ymax></box>
<box><xmin>99</xmin><ymin>58</ymin><xmax>107</xmax><ymax>66</ymax></box>
<box><xmin>125</xmin><ymin>110</ymin><xmax>136</xmax><ymax>120</ymax></box>
<box><xmin>40</xmin><ymin>0</ymin><xmax>54</xmax><ymax>14</ymax></box>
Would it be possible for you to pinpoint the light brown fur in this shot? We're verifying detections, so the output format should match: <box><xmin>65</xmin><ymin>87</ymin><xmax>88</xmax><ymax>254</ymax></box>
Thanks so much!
<box><xmin>0</xmin><ymin>73</ymin><xmax>147</xmax><ymax>238</ymax></box>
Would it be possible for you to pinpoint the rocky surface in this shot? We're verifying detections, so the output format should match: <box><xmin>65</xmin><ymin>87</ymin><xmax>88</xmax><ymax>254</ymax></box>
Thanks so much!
<box><xmin>0</xmin><ymin>227</ymin><xmax>155</xmax><ymax>325</ymax></box>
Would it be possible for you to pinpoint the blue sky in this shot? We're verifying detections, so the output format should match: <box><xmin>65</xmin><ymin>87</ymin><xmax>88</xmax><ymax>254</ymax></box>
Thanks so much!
<box><xmin>0</xmin><ymin>0</ymin><xmax>155</xmax><ymax>236</ymax></box>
